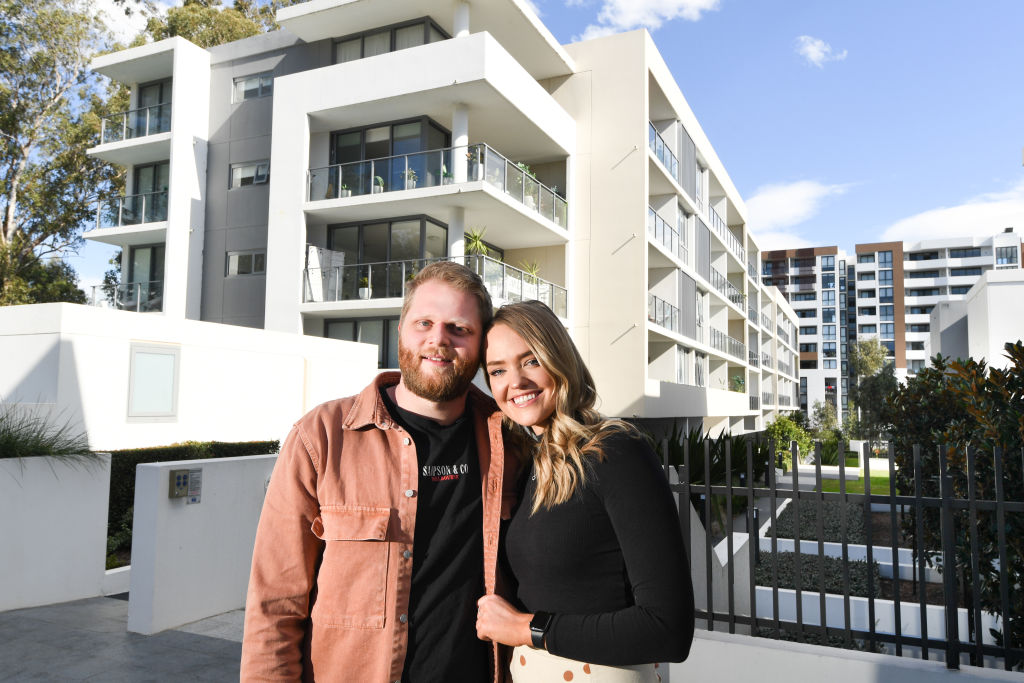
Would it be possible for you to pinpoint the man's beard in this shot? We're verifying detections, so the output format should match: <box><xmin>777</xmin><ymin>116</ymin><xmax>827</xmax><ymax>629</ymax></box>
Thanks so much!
<box><xmin>398</xmin><ymin>340</ymin><xmax>478</xmax><ymax>403</ymax></box>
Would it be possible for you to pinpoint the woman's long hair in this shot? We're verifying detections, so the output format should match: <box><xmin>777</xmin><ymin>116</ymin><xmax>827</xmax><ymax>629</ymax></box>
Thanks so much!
<box><xmin>486</xmin><ymin>301</ymin><xmax>634</xmax><ymax>513</ymax></box>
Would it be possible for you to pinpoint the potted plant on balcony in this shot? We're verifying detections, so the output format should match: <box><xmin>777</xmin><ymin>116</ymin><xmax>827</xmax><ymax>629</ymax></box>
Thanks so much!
<box><xmin>466</xmin><ymin>149</ymin><xmax>482</xmax><ymax>181</ymax></box>
<box><xmin>358</xmin><ymin>276</ymin><xmax>371</xmax><ymax>299</ymax></box>
<box><xmin>405</xmin><ymin>168</ymin><xmax>418</xmax><ymax>190</ymax></box>
<box><xmin>339</xmin><ymin>183</ymin><xmax>351</xmax><ymax>198</ymax></box>
<box><xmin>517</xmin><ymin>162</ymin><xmax>538</xmax><ymax>209</ymax></box>
<box><xmin>465</xmin><ymin>227</ymin><xmax>490</xmax><ymax>261</ymax></box>
<box><xmin>372</xmin><ymin>175</ymin><xmax>384</xmax><ymax>194</ymax></box>
<box><xmin>441</xmin><ymin>164</ymin><xmax>454</xmax><ymax>185</ymax></box>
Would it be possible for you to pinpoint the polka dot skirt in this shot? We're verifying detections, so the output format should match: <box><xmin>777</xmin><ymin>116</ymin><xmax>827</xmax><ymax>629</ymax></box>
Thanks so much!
<box><xmin>510</xmin><ymin>645</ymin><xmax>661</xmax><ymax>683</ymax></box>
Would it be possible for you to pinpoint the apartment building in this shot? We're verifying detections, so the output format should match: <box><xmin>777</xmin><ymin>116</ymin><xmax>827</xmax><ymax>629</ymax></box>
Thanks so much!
<box><xmin>761</xmin><ymin>247</ymin><xmax>850</xmax><ymax>420</ymax></box>
<box><xmin>852</xmin><ymin>229</ymin><xmax>1021</xmax><ymax>381</ymax></box>
<box><xmin>84</xmin><ymin>0</ymin><xmax>799</xmax><ymax>433</ymax></box>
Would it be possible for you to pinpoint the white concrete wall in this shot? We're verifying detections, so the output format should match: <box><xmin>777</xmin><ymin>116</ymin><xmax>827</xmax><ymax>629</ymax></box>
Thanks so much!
<box><xmin>0</xmin><ymin>303</ymin><xmax>378</xmax><ymax>450</ymax></box>
<box><xmin>965</xmin><ymin>270</ymin><xmax>1024</xmax><ymax>368</ymax></box>
<box><xmin>676</xmin><ymin>629</ymin><xmax>1022</xmax><ymax>683</ymax></box>
<box><xmin>127</xmin><ymin>454</ymin><xmax>277</xmax><ymax>634</ymax></box>
<box><xmin>0</xmin><ymin>454</ymin><xmax>111</xmax><ymax>612</ymax></box>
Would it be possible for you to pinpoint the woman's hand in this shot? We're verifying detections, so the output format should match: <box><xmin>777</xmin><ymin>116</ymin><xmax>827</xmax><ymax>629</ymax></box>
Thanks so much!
<box><xmin>476</xmin><ymin>594</ymin><xmax>534</xmax><ymax>647</ymax></box>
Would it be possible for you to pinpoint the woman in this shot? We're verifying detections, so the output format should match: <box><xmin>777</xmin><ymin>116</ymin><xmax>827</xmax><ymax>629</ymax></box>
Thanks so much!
<box><xmin>477</xmin><ymin>300</ymin><xmax>694</xmax><ymax>682</ymax></box>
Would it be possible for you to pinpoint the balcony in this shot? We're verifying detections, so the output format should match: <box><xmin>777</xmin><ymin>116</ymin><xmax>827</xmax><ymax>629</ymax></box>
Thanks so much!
<box><xmin>307</xmin><ymin>143</ymin><xmax>567</xmax><ymax>230</ymax></box>
<box><xmin>761</xmin><ymin>312</ymin><xmax>772</xmax><ymax>330</ymax></box>
<box><xmin>708</xmin><ymin>205</ymin><xmax>745</xmax><ymax>263</ymax></box>
<box><xmin>749</xmin><ymin>395</ymin><xmax>760</xmax><ymax>410</ymax></box>
<box><xmin>748</xmin><ymin>350</ymin><xmax>759</xmax><ymax>367</ymax></box>
<box><xmin>648</xmin><ymin>122</ymin><xmax>679</xmax><ymax>180</ymax></box>
<box><xmin>303</xmin><ymin>254</ymin><xmax>567</xmax><ymax>317</ymax></box>
<box><xmin>647</xmin><ymin>206</ymin><xmax>687</xmax><ymax>265</ymax></box>
<box><xmin>762</xmin><ymin>391</ymin><xmax>774</xmax><ymax>405</ymax></box>
<box><xmin>762</xmin><ymin>351</ymin><xmax>772</xmax><ymax>368</ymax></box>
<box><xmin>647</xmin><ymin>293</ymin><xmax>680</xmax><ymax>333</ymax></box>
<box><xmin>710</xmin><ymin>327</ymin><xmax>745</xmax><ymax>360</ymax></box>
<box><xmin>96</xmin><ymin>191</ymin><xmax>168</xmax><ymax>229</ymax></box>
<box><xmin>710</xmin><ymin>267</ymin><xmax>744</xmax><ymax>307</ymax></box>
<box><xmin>778</xmin><ymin>360</ymin><xmax>792</xmax><ymax>376</ymax></box>
<box><xmin>748</xmin><ymin>260</ymin><xmax>758</xmax><ymax>280</ymax></box>
<box><xmin>777</xmin><ymin>394</ymin><xmax>792</xmax><ymax>406</ymax></box>
<box><xmin>89</xmin><ymin>280</ymin><xmax>163</xmax><ymax>313</ymax></box>
<box><xmin>747</xmin><ymin>303</ymin><xmax>758</xmax><ymax>324</ymax></box>
<box><xmin>100</xmin><ymin>104</ymin><xmax>171</xmax><ymax>145</ymax></box>
<box><xmin>776</xmin><ymin>325</ymin><xmax>790</xmax><ymax>345</ymax></box>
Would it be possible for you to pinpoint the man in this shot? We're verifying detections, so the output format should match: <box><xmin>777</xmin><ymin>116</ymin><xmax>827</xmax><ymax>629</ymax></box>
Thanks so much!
<box><xmin>241</xmin><ymin>261</ymin><xmax>516</xmax><ymax>682</ymax></box>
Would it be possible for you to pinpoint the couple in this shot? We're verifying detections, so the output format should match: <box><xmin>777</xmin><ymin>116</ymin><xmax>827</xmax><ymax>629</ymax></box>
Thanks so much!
<box><xmin>240</xmin><ymin>261</ymin><xmax>694</xmax><ymax>682</ymax></box>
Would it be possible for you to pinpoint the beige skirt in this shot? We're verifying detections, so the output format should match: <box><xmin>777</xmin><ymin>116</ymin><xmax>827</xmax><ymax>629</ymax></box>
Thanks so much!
<box><xmin>510</xmin><ymin>645</ymin><xmax>662</xmax><ymax>683</ymax></box>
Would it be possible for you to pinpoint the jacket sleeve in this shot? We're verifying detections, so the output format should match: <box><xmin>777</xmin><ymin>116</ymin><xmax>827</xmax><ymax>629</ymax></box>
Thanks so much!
<box><xmin>545</xmin><ymin>435</ymin><xmax>695</xmax><ymax>665</ymax></box>
<box><xmin>240</xmin><ymin>423</ymin><xmax>324</xmax><ymax>680</ymax></box>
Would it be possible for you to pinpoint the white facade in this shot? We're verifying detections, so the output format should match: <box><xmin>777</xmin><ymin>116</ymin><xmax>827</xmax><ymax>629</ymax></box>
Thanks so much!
<box><xmin>928</xmin><ymin>269</ymin><xmax>1024</xmax><ymax>368</ymax></box>
<box><xmin>82</xmin><ymin>0</ymin><xmax>799</xmax><ymax>434</ymax></box>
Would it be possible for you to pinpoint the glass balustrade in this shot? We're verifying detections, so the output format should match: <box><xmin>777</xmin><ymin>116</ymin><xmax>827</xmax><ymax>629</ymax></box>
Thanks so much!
<box><xmin>99</xmin><ymin>104</ymin><xmax>172</xmax><ymax>144</ymax></box>
<box><xmin>647</xmin><ymin>122</ymin><xmax>679</xmax><ymax>180</ymax></box>
<box><xmin>90</xmin><ymin>281</ymin><xmax>163</xmax><ymax>312</ymax></box>
<box><xmin>97</xmin><ymin>191</ymin><xmax>168</xmax><ymax>229</ymax></box>
<box><xmin>646</xmin><ymin>293</ymin><xmax>679</xmax><ymax>333</ymax></box>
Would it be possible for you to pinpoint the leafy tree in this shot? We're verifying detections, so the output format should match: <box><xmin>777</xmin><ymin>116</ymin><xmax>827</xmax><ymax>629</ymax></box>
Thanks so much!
<box><xmin>139</xmin><ymin>0</ymin><xmax>262</xmax><ymax>48</ymax></box>
<box><xmin>0</xmin><ymin>0</ymin><xmax>121</xmax><ymax>304</ymax></box>
<box><xmin>849</xmin><ymin>363</ymin><xmax>897</xmax><ymax>446</ymax></box>
<box><xmin>810</xmin><ymin>400</ymin><xmax>838</xmax><ymax>437</ymax></box>
<box><xmin>765</xmin><ymin>415</ymin><xmax>811</xmax><ymax>472</ymax></box>
<box><xmin>849</xmin><ymin>338</ymin><xmax>888</xmax><ymax>378</ymax></box>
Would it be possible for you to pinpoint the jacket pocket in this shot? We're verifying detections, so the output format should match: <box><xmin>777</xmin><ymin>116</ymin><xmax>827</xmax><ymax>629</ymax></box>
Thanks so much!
<box><xmin>310</xmin><ymin>505</ymin><xmax>391</xmax><ymax>629</ymax></box>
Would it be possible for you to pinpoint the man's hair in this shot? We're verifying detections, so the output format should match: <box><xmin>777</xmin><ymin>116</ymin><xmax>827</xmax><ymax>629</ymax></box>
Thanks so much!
<box><xmin>400</xmin><ymin>260</ymin><xmax>494</xmax><ymax>330</ymax></box>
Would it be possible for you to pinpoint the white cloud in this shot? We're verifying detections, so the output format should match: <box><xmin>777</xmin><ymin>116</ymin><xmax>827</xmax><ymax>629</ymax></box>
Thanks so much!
<box><xmin>880</xmin><ymin>181</ymin><xmax>1024</xmax><ymax>243</ymax></box>
<box><xmin>575</xmin><ymin>0</ymin><xmax>720</xmax><ymax>41</ymax></box>
<box><xmin>745</xmin><ymin>180</ymin><xmax>850</xmax><ymax>234</ymax></box>
<box><xmin>751</xmin><ymin>230</ymin><xmax>816</xmax><ymax>252</ymax></box>
<box><xmin>795</xmin><ymin>35</ymin><xmax>848</xmax><ymax>68</ymax></box>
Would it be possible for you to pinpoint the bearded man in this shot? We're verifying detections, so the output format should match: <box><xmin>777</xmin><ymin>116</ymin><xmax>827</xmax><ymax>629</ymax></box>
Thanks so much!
<box><xmin>241</xmin><ymin>261</ymin><xmax>517</xmax><ymax>682</ymax></box>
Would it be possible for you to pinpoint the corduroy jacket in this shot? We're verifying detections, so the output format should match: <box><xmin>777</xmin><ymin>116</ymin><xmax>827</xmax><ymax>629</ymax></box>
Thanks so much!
<box><xmin>240</xmin><ymin>372</ymin><xmax>516</xmax><ymax>682</ymax></box>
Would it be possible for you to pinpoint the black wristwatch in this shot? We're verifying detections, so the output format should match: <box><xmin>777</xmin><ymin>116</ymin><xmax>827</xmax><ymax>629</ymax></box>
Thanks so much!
<box><xmin>529</xmin><ymin>611</ymin><xmax>553</xmax><ymax>649</ymax></box>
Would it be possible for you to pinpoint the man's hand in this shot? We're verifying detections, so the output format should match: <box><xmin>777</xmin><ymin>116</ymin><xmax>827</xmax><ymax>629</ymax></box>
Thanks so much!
<box><xmin>476</xmin><ymin>594</ymin><xmax>534</xmax><ymax>647</ymax></box>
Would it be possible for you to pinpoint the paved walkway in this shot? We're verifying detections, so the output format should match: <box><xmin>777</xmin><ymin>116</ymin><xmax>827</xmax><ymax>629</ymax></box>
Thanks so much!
<box><xmin>0</xmin><ymin>596</ymin><xmax>243</xmax><ymax>682</ymax></box>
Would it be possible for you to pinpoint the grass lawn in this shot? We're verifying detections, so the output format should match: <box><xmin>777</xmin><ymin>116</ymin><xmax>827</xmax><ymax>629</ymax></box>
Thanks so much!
<box><xmin>820</xmin><ymin>474</ymin><xmax>891</xmax><ymax>495</ymax></box>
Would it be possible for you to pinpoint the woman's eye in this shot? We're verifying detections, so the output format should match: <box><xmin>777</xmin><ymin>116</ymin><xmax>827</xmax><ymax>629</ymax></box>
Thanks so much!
<box><xmin>525</xmin><ymin>358</ymin><xmax>540</xmax><ymax>368</ymax></box>
<box><xmin>488</xmin><ymin>369</ymin><xmax>504</xmax><ymax>377</ymax></box>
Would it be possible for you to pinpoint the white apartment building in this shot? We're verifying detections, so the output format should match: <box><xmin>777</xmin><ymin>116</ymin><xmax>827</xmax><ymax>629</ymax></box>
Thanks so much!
<box><xmin>84</xmin><ymin>0</ymin><xmax>799</xmax><ymax>434</ymax></box>
<box><xmin>762</xmin><ymin>247</ymin><xmax>850</xmax><ymax>421</ymax></box>
<box><xmin>852</xmin><ymin>229</ymin><xmax>1021</xmax><ymax>381</ymax></box>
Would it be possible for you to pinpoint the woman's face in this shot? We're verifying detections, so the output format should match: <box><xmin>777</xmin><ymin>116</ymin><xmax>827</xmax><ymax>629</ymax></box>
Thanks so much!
<box><xmin>485</xmin><ymin>323</ymin><xmax>557</xmax><ymax>434</ymax></box>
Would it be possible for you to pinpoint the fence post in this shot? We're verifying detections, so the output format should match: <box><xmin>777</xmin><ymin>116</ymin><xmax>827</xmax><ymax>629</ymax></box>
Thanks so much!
<box><xmin>938</xmin><ymin>443</ymin><xmax>960</xmax><ymax>669</ymax></box>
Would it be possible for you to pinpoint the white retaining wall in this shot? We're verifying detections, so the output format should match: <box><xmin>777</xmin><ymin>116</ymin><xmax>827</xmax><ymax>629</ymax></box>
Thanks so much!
<box><xmin>0</xmin><ymin>454</ymin><xmax>111</xmax><ymax>611</ymax></box>
<box><xmin>127</xmin><ymin>454</ymin><xmax>277</xmax><ymax>634</ymax></box>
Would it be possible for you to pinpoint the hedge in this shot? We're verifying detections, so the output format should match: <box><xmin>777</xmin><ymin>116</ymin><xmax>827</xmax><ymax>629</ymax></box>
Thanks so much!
<box><xmin>769</xmin><ymin>499</ymin><xmax>865</xmax><ymax>544</ymax></box>
<box><xmin>107</xmin><ymin>440</ymin><xmax>279</xmax><ymax>546</ymax></box>
<box><xmin>755</xmin><ymin>551</ymin><xmax>882</xmax><ymax>599</ymax></box>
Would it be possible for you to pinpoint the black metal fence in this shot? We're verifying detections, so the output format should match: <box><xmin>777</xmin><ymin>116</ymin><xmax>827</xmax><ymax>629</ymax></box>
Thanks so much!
<box><xmin>663</xmin><ymin>439</ymin><xmax>1024</xmax><ymax>671</ymax></box>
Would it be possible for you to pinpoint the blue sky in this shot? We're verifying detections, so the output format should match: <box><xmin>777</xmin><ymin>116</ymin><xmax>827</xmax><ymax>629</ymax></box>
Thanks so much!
<box><xmin>70</xmin><ymin>0</ymin><xmax>1024</xmax><ymax>293</ymax></box>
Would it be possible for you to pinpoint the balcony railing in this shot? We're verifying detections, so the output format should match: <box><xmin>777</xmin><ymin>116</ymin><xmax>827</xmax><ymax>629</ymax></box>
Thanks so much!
<box><xmin>749</xmin><ymin>395</ymin><xmax>760</xmax><ymax>410</ymax></box>
<box><xmin>778</xmin><ymin>360</ymin><xmax>792</xmax><ymax>376</ymax></box>
<box><xmin>307</xmin><ymin>143</ymin><xmax>568</xmax><ymax>227</ymax></box>
<box><xmin>647</xmin><ymin>293</ymin><xmax>680</xmax><ymax>333</ymax></box>
<box><xmin>99</xmin><ymin>103</ymin><xmax>172</xmax><ymax>145</ymax></box>
<box><xmin>776</xmin><ymin>326</ymin><xmax>790</xmax><ymax>344</ymax></box>
<box><xmin>761</xmin><ymin>312</ymin><xmax>772</xmax><ymax>329</ymax></box>
<box><xmin>762</xmin><ymin>351</ymin><xmax>772</xmax><ymax>368</ymax></box>
<box><xmin>708</xmin><ymin>204</ymin><xmax>745</xmax><ymax>263</ymax></box>
<box><xmin>303</xmin><ymin>254</ymin><xmax>567</xmax><ymax>317</ymax></box>
<box><xmin>777</xmin><ymin>394</ymin><xmax>792</xmax><ymax>406</ymax></box>
<box><xmin>762</xmin><ymin>391</ymin><xmax>774</xmax><ymax>405</ymax></box>
<box><xmin>747</xmin><ymin>303</ymin><xmax>758</xmax><ymax>324</ymax></box>
<box><xmin>96</xmin><ymin>191</ymin><xmax>168</xmax><ymax>229</ymax></box>
<box><xmin>89</xmin><ymin>280</ymin><xmax>163</xmax><ymax>313</ymax></box>
<box><xmin>748</xmin><ymin>350</ymin><xmax>760</xmax><ymax>367</ymax></box>
<box><xmin>710</xmin><ymin>267</ymin><xmax>744</xmax><ymax>307</ymax></box>
<box><xmin>647</xmin><ymin>206</ymin><xmax>686</xmax><ymax>263</ymax></box>
<box><xmin>710</xmin><ymin>327</ymin><xmax>745</xmax><ymax>360</ymax></box>
<box><xmin>648</xmin><ymin>122</ymin><xmax>679</xmax><ymax>180</ymax></box>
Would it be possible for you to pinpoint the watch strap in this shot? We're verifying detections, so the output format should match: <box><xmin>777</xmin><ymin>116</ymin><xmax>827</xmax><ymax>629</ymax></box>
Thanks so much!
<box><xmin>529</xmin><ymin>611</ymin><xmax>552</xmax><ymax>649</ymax></box>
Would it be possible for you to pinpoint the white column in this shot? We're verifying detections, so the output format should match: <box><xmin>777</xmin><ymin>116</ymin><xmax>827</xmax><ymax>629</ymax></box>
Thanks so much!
<box><xmin>448</xmin><ymin>207</ymin><xmax>466</xmax><ymax>258</ymax></box>
<box><xmin>454</xmin><ymin>2</ymin><xmax>470</xmax><ymax>38</ymax></box>
<box><xmin>452</xmin><ymin>103</ymin><xmax>469</xmax><ymax>183</ymax></box>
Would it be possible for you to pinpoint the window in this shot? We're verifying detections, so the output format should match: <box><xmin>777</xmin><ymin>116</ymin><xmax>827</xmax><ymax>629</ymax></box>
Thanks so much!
<box><xmin>909</xmin><ymin>359</ymin><xmax>926</xmax><ymax>374</ymax></box>
<box><xmin>791</xmin><ymin>257</ymin><xmax>815</xmax><ymax>269</ymax></box>
<box><xmin>858</xmin><ymin>272</ymin><xmax>876</xmax><ymax>281</ymax></box>
<box><xmin>879</xmin><ymin>270</ymin><xmax>893</xmax><ymax>285</ymax></box>
<box><xmin>907</xmin><ymin>323</ymin><xmax>930</xmax><ymax>333</ymax></box>
<box><xmin>858</xmin><ymin>306</ymin><xmax>876</xmax><ymax>316</ymax></box>
<box><xmin>823</xmin><ymin>325</ymin><xmax>836</xmax><ymax>340</ymax></box>
<box><xmin>880</xmin><ymin>305</ymin><xmax>894</xmax><ymax>321</ymax></box>
<box><xmin>792</xmin><ymin>291</ymin><xmax>816</xmax><ymax>301</ymax></box>
<box><xmin>230</xmin><ymin>160</ymin><xmax>269</xmax><ymax>187</ymax></box>
<box><xmin>907</xmin><ymin>287</ymin><xmax>941</xmax><ymax>297</ymax></box>
<box><xmin>879</xmin><ymin>287</ymin><xmax>894</xmax><ymax>303</ymax></box>
<box><xmin>879</xmin><ymin>251</ymin><xmax>893</xmax><ymax>266</ymax></box>
<box><xmin>880</xmin><ymin>323</ymin><xmax>895</xmax><ymax>336</ymax></box>
<box><xmin>334</xmin><ymin>18</ymin><xmax>449</xmax><ymax>64</ymax></box>
<box><xmin>821</xmin><ymin>255</ymin><xmax>835</xmax><ymax>271</ymax></box>
<box><xmin>796</xmin><ymin>309</ymin><xmax>817</xmax><ymax>318</ymax></box>
<box><xmin>907</xmin><ymin>305</ymin><xmax>934</xmax><ymax>315</ymax></box>
<box><xmin>823</xmin><ymin>342</ymin><xmax>836</xmax><ymax>358</ymax></box>
<box><xmin>128</xmin><ymin>343</ymin><xmax>180</xmax><ymax>420</ymax></box>
<box><xmin>226</xmin><ymin>250</ymin><xmax>266</xmax><ymax>276</ymax></box>
<box><xmin>799</xmin><ymin>343</ymin><xmax>817</xmax><ymax>352</ymax></box>
<box><xmin>859</xmin><ymin>324</ymin><xmax>877</xmax><ymax>334</ymax></box>
<box><xmin>996</xmin><ymin>246</ymin><xmax>1018</xmax><ymax>265</ymax></box>
<box><xmin>951</xmin><ymin>267</ymin><xmax>983</xmax><ymax>277</ymax></box>
<box><xmin>326</xmin><ymin>318</ymin><xmax>400</xmax><ymax>369</ymax></box>
<box><xmin>330</xmin><ymin>117</ymin><xmax>451</xmax><ymax>193</ymax></box>
<box><xmin>950</xmin><ymin>247</ymin><xmax>982</xmax><ymax>258</ymax></box>
<box><xmin>822</xmin><ymin>308</ymin><xmax>836</xmax><ymax>323</ymax></box>
<box><xmin>882</xmin><ymin>340</ymin><xmax>895</xmax><ymax>355</ymax></box>
<box><xmin>951</xmin><ymin>285</ymin><xmax>972</xmax><ymax>295</ymax></box>
<box><xmin>857</xmin><ymin>289</ymin><xmax>876</xmax><ymax>299</ymax></box>
<box><xmin>908</xmin><ymin>269</ymin><xmax>940</xmax><ymax>279</ymax></box>
<box><xmin>799</xmin><ymin>326</ymin><xmax>817</xmax><ymax>335</ymax></box>
<box><xmin>823</xmin><ymin>359</ymin><xmax>837</xmax><ymax>369</ymax></box>
<box><xmin>907</xmin><ymin>341</ymin><xmax>925</xmax><ymax>351</ymax></box>
<box><xmin>908</xmin><ymin>251</ymin><xmax>939</xmax><ymax>261</ymax></box>
<box><xmin>233</xmin><ymin>72</ymin><xmax>273</xmax><ymax>101</ymax></box>
<box><xmin>858</xmin><ymin>254</ymin><xmax>875</xmax><ymax>263</ymax></box>
<box><xmin>822</xmin><ymin>290</ymin><xmax>836</xmax><ymax>304</ymax></box>
<box><xmin>800</xmin><ymin>359</ymin><xmax>818</xmax><ymax>370</ymax></box>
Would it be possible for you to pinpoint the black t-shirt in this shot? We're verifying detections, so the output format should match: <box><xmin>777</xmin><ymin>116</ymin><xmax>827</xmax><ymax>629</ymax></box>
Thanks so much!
<box><xmin>505</xmin><ymin>431</ymin><xmax>694</xmax><ymax>666</ymax></box>
<box><xmin>381</xmin><ymin>389</ymin><xmax>489</xmax><ymax>683</ymax></box>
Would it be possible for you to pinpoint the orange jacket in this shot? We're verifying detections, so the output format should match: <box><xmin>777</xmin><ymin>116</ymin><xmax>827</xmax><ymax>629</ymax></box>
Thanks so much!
<box><xmin>241</xmin><ymin>372</ymin><xmax>517</xmax><ymax>682</ymax></box>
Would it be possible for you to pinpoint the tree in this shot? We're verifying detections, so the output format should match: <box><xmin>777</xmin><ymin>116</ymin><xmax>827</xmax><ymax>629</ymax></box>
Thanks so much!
<box><xmin>850</xmin><ymin>363</ymin><xmax>897</xmax><ymax>446</ymax></box>
<box><xmin>139</xmin><ymin>0</ymin><xmax>262</xmax><ymax>48</ymax></box>
<box><xmin>0</xmin><ymin>0</ymin><xmax>120</xmax><ymax>304</ymax></box>
<box><xmin>849</xmin><ymin>337</ymin><xmax>888</xmax><ymax>378</ymax></box>
<box><xmin>765</xmin><ymin>415</ymin><xmax>811</xmax><ymax>472</ymax></box>
<box><xmin>810</xmin><ymin>400</ymin><xmax>838</xmax><ymax>437</ymax></box>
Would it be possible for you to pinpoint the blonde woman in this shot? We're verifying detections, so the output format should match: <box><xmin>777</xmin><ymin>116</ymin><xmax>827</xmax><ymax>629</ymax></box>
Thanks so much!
<box><xmin>476</xmin><ymin>301</ymin><xmax>694</xmax><ymax>682</ymax></box>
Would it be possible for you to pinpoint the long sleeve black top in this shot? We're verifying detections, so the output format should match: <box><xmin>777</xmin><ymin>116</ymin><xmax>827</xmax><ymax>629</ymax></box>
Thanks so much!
<box><xmin>504</xmin><ymin>431</ymin><xmax>694</xmax><ymax>665</ymax></box>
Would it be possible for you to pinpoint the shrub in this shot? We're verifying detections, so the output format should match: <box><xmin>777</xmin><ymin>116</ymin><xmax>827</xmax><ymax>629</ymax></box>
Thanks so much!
<box><xmin>765</xmin><ymin>416</ymin><xmax>811</xmax><ymax>472</ymax></box>
<box><xmin>0</xmin><ymin>401</ymin><xmax>92</xmax><ymax>460</ymax></box>
<box><xmin>755</xmin><ymin>551</ymin><xmax>882</xmax><ymax>599</ymax></box>
<box><xmin>769</xmin><ymin>499</ymin><xmax>865</xmax><ymax>545</ymax></box>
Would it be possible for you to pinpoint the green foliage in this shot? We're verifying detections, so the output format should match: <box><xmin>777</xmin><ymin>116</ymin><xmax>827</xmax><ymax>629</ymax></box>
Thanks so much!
<box><xmin>139</xmin><ymin>0</ymin><xmax>261</xmax><ymax>48</ymax></box>
<box><xmin>729</xmin><ymin>374</ymin><xmax>745</xmax><ymax>393</ymax></box>
<box><xmin>849</xmin><ymin>363</ymin><xmax>898</xmax><ymax>444</ymax></box>
<box><xmin>0</xmin><ymin>401</ymin><xmax>92</xmax><ymax>459</ymax></box>
<box><xmin>849</xmin><ymin>338</ymin><xmax>888</xmax><ymax>378</ymax></box>
<box><xmin>883</xmin><ymin>342</ymin><xmax>1024</xmax><ymax>648</ymax></box>
<box><xmin>465</xmin><ymin>227</ymin><xmax>489</xmax><ymax>256</ymax></box>
<box><xmin>810</xmin><ymin>400</ymin><xmax>838</xmax><ymax>437</ymax></box>
<box><xmin>814</xmin><ymin>437</ymin><xmax>840</xmax><ymax>466</ymax></box>
<box><xmin>755</xmin><ymin>551</ymin><xmax>882</xmax><ymax>599</ymax></box>
<box><xmin>770</xmin><ymin>499</ymin><xmax>866</xmax><ymax>544</ymax></box>
<box><xmin>106</xmin><ymin>439</ymin><xmax>279</xmax><ymax>553</ymax></box>
<box><xmin>765</xmin><ymin>415</ymin><xmax>811</xmax><ymax>472</ymax></box>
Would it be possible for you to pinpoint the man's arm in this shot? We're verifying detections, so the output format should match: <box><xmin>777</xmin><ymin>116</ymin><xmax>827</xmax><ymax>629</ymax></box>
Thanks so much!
<box><xmin>241</xmin><ymin>424</ymin><xmax>323</xmax><ymax>680</ymax></box>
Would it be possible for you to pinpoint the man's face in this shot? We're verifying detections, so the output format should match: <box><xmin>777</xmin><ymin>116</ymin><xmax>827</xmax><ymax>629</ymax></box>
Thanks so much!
<box><xmin>398</xmin><ymin>279</ymin><xmax>483</xmax><ymax>402</ymax></box>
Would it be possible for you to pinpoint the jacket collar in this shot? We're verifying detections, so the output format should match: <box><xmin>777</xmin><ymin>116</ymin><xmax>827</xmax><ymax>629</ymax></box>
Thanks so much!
<box><xmin>342</xmin><ymin>371</ymin><xmax>498</xmax><ymax>429</ymax></box>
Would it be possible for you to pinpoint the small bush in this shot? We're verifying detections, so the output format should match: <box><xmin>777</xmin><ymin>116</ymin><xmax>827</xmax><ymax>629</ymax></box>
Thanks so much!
<box><xmin>755</xmin><ymin>551</ymin><xmax>882</xmax><ymax>598</ymax></box>
<box><xmin>769</xmin><ymin>499</ymin><xmax>865</xmax><ymax>544</ymax></box>
<box><xmin>756</xmin><ymin>625</ymin><xmax>885</xmax><ymax>653</ymax></box>
<box><xmin>0</xmin><ymin>401</ymin><xmax>91</xmax><ymax>459</ymax></box>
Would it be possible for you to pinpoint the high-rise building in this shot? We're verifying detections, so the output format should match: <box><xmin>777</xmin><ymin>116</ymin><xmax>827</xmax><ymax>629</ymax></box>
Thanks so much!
<box><xmin>84</xmin><ymin>0</ymin><xmax>799</xmax><ymax>433</ymax></box>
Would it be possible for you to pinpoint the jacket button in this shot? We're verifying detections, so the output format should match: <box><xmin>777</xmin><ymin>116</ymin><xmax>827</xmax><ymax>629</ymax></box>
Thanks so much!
<box><xmin>403</xmin><ymin>550</ymin><xmax>412</xmax><ymax>559</ymax></box>
<box><xmin>399</xmin><ymin>613</ymin><xmax>408</xmax><ymax>624</ymax></box>
<box><xmin>405</xmin><ymin>489</ymin><xmax>415</xmax><ymax>498</ymax></box>
<box><xmin>403</xmin><ymin>437</ymin><xmax>411</xmax><ymax>446</ymax></box>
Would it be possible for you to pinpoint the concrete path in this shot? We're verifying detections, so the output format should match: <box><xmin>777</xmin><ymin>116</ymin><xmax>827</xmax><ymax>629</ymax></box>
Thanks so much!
<box><xmin>0</xmin><ymin>596</ymin><xmax>243</xmax><ymax>682</ymax></box>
